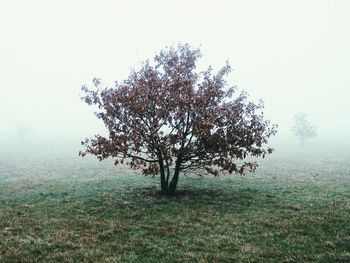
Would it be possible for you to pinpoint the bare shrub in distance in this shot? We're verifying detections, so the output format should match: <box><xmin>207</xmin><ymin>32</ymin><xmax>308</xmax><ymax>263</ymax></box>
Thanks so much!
<box><xmin>292</xmin><ymin>112</ymin><xmax>317</xmax><ymax>147</ymax></box>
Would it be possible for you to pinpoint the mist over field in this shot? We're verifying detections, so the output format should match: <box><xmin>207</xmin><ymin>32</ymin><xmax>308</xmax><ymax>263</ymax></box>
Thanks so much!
<box><xmin>0</xmin><ymin>0</ymin><xmax>350</xmax><ymax>158</ymax></box>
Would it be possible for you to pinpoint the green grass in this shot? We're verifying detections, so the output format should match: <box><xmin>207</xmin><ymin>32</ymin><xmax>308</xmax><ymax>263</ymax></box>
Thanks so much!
<box><xmin>0</xmin><ymin>151</ymin><xmax>349</xmax><ymax>262</ymax></box>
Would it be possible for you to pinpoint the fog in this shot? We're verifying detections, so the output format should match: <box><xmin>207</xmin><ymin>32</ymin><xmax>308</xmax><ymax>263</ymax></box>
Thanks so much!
<box><xmin>1</xmin><ymin>0</ymin><xmax>350</xmax><ymax>156</ymax></box>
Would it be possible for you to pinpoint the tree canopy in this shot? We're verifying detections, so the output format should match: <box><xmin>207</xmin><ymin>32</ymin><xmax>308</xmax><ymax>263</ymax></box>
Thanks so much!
<box><xmin>80</xmin><ymin>44</ymin><xmax>277</xmax><ymax>195</ymax></box>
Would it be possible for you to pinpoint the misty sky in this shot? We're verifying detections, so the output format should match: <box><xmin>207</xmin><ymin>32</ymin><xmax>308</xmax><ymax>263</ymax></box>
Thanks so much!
<box><xmin>1</xmin><ymin>0</ymin><xmax>349</xmax><ymax>147</ymax></box>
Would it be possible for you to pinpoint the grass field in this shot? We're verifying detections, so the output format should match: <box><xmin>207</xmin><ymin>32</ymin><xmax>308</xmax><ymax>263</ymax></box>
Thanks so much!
<box><xmin>0</xmin><ymin>150</ymin><xmax>349</xmax><ymax>262</ymax></box>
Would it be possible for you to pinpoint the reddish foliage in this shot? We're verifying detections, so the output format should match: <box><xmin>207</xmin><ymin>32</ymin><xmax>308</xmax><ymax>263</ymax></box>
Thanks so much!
<box><xmin>80</xmin><ymin>44</ymin><xmax>277</xmax><ymax>194</ymax></box>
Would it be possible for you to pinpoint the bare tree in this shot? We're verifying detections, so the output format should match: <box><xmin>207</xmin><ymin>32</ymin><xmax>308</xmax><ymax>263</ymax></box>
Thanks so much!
<box><xmin>16</xmin><ymin>125</ymin><xmax>30</xmax><ymax>144</ymax></box>
<box><xmin>292</xmin><ymin>112</ymin><xmax>317</xmax><ymax>147</ymax></box>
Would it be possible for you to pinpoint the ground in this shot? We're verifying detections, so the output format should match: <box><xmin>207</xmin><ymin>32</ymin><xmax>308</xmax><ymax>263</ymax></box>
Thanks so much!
<box><xmin>0</xmin><ymin>149</ymin><xmax>349</xmax><ymax>262</ymax></box>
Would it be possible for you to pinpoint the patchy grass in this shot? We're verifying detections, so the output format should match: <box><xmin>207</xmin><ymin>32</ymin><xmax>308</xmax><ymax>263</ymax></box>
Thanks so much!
<box><xmin>0</xmin><ymin>151</ymin><xmax>349</xmax><ymax>262</ymax></box>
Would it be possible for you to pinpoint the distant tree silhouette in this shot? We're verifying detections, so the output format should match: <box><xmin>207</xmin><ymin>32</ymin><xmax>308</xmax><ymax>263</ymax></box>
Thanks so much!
<box><xmin>292</xmin><ymin>112</ymin><xmax>317</xmax><ymax>147</ymax></box>
<box><xmin>16</xmin><ymin>125</ymin><xmax>30</xmax><ymax>144</ymax></box>
<box><xmin>80</xmin><ymin>44</ymin><xmax>277</xmax><ymax>195</ymax></box>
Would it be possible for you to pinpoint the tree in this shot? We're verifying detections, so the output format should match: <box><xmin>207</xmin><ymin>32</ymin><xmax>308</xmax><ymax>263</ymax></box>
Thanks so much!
<box><xmin>16</xmin><ymin>125</ymin><xmax>30</xmax><ymax>144</ymax></box>
<box><xmin>292</xmin><ymin>112</ymin><xmax>317</xmax><ymax>147</ymax></box>
<box><xmin>80</xmin><ymin>44</ymin><xmax>277</xmax><ymax>195</ymax></box>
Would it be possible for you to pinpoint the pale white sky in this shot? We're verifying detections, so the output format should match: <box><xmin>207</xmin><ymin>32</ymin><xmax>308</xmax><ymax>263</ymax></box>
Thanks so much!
<box><xmin>0</xmin><ymin>0</ymin><xmax>349</xmax><ymax>147</ymax></box>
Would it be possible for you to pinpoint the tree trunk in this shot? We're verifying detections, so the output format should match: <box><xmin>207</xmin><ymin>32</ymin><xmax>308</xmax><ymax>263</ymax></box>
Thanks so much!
<box><xmin>168</xmin><ymin>155</ymin><xmax>182</xmax><ymax>195</ymax></box>
<box><xmin>158</xmin><ymin>154</ymin><xmax>168</xmax><ymax>194</ymax></box>
<box><xmin>160</xmin><ymin>171</ymin><xmax>168</xmax><ymax>194</ymax></box>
